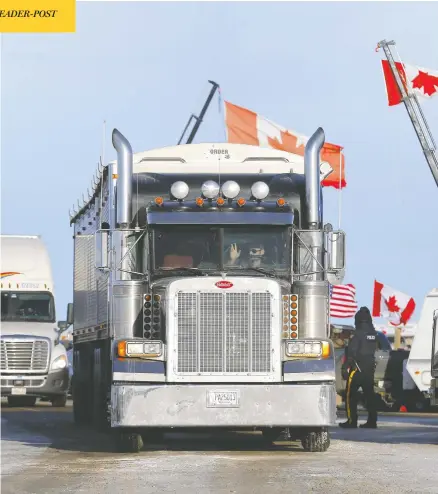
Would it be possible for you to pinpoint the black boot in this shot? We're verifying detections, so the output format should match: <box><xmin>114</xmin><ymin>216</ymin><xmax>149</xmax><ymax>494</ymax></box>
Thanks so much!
<box><xmin>339</xmin><ymin>420</ymin><xmax>357</xmax><ymax>428</ymax></box>
<box><xmin>359</xmin><ymin>422</ymin><xmax>377</xmax><ymax>429</ymax></box>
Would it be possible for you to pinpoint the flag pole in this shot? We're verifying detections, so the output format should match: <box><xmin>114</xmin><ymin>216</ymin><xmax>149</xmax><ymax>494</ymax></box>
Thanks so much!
<box><xmin>338</xmin><ymin>150</ymin><xmax>343</xmax><ymax>230</ymax></box>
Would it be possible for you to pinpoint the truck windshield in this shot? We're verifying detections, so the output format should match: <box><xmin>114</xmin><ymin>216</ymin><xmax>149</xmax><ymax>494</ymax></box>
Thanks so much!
<box><xmin>1</xmin><ymin>291</ymin><xmax>56</xmax><ymax>323</ymax></box>
<box><xmin>151</xmin><ymin>225</ymin><xmax>291</xmax><ymax>276</ymax></box>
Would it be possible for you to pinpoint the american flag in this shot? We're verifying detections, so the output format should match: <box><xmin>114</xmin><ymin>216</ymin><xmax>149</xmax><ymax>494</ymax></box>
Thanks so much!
<box><xmin>329</xmin><ymin>283</ymin><xmax>358</xmax><ymax>318</ymax></box>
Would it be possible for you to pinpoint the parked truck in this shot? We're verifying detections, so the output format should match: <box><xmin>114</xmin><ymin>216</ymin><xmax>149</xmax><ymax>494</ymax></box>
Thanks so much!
<box><xmin>429</xmin><ymin>309</ymin><xmax>438</xmax><ymax>407</ymax></box>
<box><xmin>400</xmin><ymin>289</ymin><xmax>438</xmax><ymax>410</ymax></box>
<box><xmin>0</xmin><ymin>235</ymin><xmax>69</xmax><ymax>407</ymax></box>
<box><xmin>69</xmin><ymin>127</ymin><xmax>346</xmax><ymax>453</ymax></box>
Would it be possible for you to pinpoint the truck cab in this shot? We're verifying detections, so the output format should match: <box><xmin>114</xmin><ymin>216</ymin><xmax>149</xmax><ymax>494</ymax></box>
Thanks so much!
<box><xmin>0</xmin><ymin>235</ymin><xmax>69</xmax><ymax>407</ymax></box>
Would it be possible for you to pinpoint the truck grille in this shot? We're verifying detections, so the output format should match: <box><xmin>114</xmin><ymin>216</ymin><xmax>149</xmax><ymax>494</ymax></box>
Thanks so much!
<box><xmin>176</xmin><ymin>292</ymin><xmax>272</xmax><ymax>374</ymax></box>
<box><xmin>0</xmin><ymin>339</ymin><xmax>50</xmax><ymax>372</ymax></box>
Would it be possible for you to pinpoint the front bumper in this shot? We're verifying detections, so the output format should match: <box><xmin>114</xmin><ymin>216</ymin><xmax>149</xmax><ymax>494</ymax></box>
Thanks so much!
<box><xmin>1</xmin><ymin>368</ymin><xmax>69</xmax><ymax>397</ymax></box>
<box><xmin>111</xmin><ymin>382</ymin><xmax>336</xmax><ymax>428</ymax></box>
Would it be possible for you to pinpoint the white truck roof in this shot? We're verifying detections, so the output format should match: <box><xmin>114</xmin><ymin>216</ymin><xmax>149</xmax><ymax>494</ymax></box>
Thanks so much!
<box><xmin>0</xmin><ymin>235</ymin><xmax>54</xmax><ymax>291</ymax></box>
<box><xmin>108</xmin><ymin>142</ymin><xmax>333</xmax><ymax>180</ymax></box>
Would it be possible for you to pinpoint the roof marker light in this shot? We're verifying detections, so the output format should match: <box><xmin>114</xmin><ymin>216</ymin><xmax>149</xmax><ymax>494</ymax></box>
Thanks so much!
<box><xmin>170</xmin><ymin>181</ymin><xmax>189</xmax><ymax>200</ymax></box>
<box><xmin>195</xmin><ymin>197</ymin><xmax>204</xmax><ymax>207</ymax></box>
<box><xmin>216</xmin><ymin>197</ymin><xmax>225</xmax><ymax>206</ymax></box>
<box><xmin>155</xmin><ymin>197</ymin><xmax>164</xmax><ymax>206</ymax></box>
<box><xmin>221</xmin><ymin>180</ymin><xmax>240</xmax><ymax>199</ymax></box>
<box><xmin>277</xmin><ymin>198</ymin><xmax>286</xmax><ymax>207</ymax></box>
<box><xmin>251</xmin><ymin>181</ymin><xmax>270</xmax><ymax>200</ymax></box>
<box><xmin>201</xmin><ymin>180</ymin><xmax>220</xmax><ymax>199</ymax></box>
<box><xmin>237</xmin><ymin>198</ymin><xmax>246</xmax><ymax>207</ymax></box>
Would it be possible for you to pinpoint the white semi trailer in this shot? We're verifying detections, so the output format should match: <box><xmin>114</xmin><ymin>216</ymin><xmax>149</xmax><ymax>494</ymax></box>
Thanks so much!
<box><xmin>0</xmin><ymin>235</ymin><xmax>69</xmax><ymax>406</ymax></box>
<box><xmin>69</xmin><ymin>127</ymin><xmax>346</xmax><ymax>452</ymax></box>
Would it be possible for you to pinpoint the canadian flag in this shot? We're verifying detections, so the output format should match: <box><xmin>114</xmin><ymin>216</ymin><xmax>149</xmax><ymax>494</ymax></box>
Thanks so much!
<box><xmin>381</xmin><ymin>60</ymin><xmax>438</xmax><ymax>106</ymax></box>
<box><xmin>224</xmin><ymin>101</ymin><xmax>346</xmax><ymax>189</ymax></box>
<box><xmin>372</xmin><ymin>280</ymin><xmax>416</xmax><ymax>326</ymax></box>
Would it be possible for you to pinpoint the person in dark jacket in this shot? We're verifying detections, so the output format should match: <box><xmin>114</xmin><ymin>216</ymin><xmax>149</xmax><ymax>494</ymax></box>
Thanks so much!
<box><xmin>339</xmin><ymin>306</ymin><xmax>378</xmax><ymax>429</ymax></box>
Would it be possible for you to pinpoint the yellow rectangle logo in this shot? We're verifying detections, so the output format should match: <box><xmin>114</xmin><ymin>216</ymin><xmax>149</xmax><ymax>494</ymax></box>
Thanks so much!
<box><xmin>0</xmin><ymin>0</ymin><xmax>75</xmax><ymax>33</ymax></box>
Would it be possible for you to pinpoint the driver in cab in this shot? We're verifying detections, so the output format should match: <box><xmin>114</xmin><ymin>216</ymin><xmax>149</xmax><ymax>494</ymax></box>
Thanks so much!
<box><xmin>226</xmin><ymin>243</ymin><xmax>266</xmax><ymax>268</ymax></box>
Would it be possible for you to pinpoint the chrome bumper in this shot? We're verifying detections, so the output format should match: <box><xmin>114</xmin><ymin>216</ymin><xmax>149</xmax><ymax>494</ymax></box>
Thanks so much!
<box><xmin>111</xmin><ymin>382</ymin><xmax>336</xmax><ymax>428</ymax></box>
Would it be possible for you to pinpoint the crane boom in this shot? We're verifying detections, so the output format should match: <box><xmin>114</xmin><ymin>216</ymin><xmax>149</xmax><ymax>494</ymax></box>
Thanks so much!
<box><xmin>377</xmin><ymin>39</ymin><xmax>438</xmax><ymax>188</ymax></box>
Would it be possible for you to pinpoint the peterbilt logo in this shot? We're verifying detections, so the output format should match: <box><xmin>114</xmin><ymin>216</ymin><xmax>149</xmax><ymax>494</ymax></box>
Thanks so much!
<box><xmin>215</xmin><ymin>281</ymin><xmax>233</xmax><ymax>289</ymax></box>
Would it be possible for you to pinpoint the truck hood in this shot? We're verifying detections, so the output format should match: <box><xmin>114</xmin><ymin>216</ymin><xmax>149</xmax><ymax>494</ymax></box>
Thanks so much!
<box><xmin>1</xmin><ymin>321</ymin><xmax>58</xmax><ymax>339</ymax></box>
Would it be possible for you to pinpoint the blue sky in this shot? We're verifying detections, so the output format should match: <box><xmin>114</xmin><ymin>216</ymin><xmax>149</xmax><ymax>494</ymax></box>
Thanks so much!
<box><xmin>2</xmin><ymin>1</ymin><xmax>437</xmax><ymax>324</ymax></box>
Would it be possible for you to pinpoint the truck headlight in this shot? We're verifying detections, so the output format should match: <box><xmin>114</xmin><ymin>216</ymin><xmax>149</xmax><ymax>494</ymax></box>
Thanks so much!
<box><xmin>117</xmin><ymin>340</ymin><xmax>163</xmax><ymax>358</ymax></box>
<box><xmin>285</xmin><ymin>340</ymin><xmax>331</xmax><ymax>359</ymax></box>
<box><xmin>51</xmin><ymin>355</ymin><xmax>68</xmax><ymax>370</ymax></box>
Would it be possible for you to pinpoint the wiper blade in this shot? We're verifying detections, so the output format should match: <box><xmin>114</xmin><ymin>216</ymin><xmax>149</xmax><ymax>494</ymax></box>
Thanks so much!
<box><xmin>226</xmin><ymin>266</ymin><xmax>277</xmax><ymax>278</ymax></box>
<box><xmin>156</xmin><ymin>267</ymin><xmax>207</xmax><ymax>276</ymax></box>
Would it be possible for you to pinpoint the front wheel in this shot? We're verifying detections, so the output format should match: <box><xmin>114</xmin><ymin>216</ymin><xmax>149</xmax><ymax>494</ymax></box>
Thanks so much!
<box><xmin>115</xmin><ymin>432</ymin><xmax>143</xmax><ymax>453</ymax></box>
<box><xmin>51</xmin><ymin>395</ymin><xmax>67</xmax><ymax>407</ymax></box>
<box><xmin>301</xmin><ymin>428</ymin><xmax>330</xmax><ymax>452</ymax></box>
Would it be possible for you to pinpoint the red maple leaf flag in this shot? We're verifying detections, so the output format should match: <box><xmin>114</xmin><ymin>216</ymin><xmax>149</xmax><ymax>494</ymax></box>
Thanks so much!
<box><xmin>224</xmin><ymin>101</ymin><xmax>346</xmax><ymax>189</ymax></box>
<box><xmin>372</xmin><ymin>280</ymin><xmax>416</xmax><ymax>326</ymax></box>
<box><xmin>381</xmin><ymin>60</ymin><xmax>438</xmax><ymax>106</ymax></box>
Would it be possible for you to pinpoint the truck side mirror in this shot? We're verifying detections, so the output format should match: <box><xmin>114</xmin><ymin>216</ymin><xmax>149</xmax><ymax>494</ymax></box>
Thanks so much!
<box><xmin>57</xmin><ymin>321</ymin><xmax>69</xmax><ymax>332</ymax></box>
<box><xmin>95</xmin><ymin>228</ymin><xmax>109</xmax><ymax>270</ymax></box>
<box><xmin>67</xmin><ymin>303</ymin><xmax>74</xmax><ymax>326</ymax></box>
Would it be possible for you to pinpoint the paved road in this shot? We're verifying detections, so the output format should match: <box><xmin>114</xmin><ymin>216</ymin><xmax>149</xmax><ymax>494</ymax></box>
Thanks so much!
<box><xmin>1</xmin><ymin>400</ymin><xmax>438</xmax><ymax>494</ymax></box>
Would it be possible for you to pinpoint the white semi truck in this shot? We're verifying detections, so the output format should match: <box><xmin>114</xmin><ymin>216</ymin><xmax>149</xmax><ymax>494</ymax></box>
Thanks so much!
<box><xmin>429</xmin><ymin>307</ymin><xmax>438</xmax><ymax>407</ymax></box>
<box><xmin>69</xmin><ymin>127</ymin><xmax>346</xmax><ymax>453</ymax></box>
<box><xmin>0</xmin><ymin>235</ymin><xmax>69</xmax><ymax>407</ymax></box>
<box><xmin>403</xmin><ymin>289</ymin><xmax>438</xmax><ymax>408</ymax></box>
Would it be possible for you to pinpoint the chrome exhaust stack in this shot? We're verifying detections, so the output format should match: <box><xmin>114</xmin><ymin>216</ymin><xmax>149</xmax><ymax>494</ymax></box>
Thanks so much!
<box><xmin>304</xmin><ymin>127</ymin><xmax>325</xmax><ymax>230</ymax></box>
<box><xmin>112</xmin><ymin>128</ymin><xmax>133</xmax><ymax>228</ymax></box>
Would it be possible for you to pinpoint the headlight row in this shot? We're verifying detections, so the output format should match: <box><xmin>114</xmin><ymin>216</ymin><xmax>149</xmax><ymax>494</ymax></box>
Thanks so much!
<box><xmin>117</xmin><ymin>340</ymin><xmax>163</xmax><ymax>358</ymax></box>
<box><xmin>285</xmin><ymin>340</ymin><xmax>331</xmax><ymax>359</ymax></box>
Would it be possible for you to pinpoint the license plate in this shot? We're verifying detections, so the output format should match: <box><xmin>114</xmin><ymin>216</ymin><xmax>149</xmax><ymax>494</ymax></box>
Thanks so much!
<box><xmin>11</xmin><ymin>387</ymin><xmax>27</xmax><ymax>396</ymax></box>
<box><xmin>378</xmin><ymin>380</ymin><xmax>384</xmax><ymax>388</ymax></box>
<box><xmin>206</xmin><ymin>390</ymin><xmax>240</xmax><ymax>408</ymax></box>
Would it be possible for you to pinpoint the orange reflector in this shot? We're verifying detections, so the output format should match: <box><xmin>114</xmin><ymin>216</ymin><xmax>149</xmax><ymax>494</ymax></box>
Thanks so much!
<box><xmin>291</xmin><ymin>295</ymin><xmax>298</xmax><ymax>301</ymax></box>
<box><xmin>145</xmin><ymin>294</ymin><xmax>151</xmax><ymax>301</ymax></box>
<box><xmin>291</xmin><ymin>332</ymin><xmax>298</xmax><ymax>339</ymax></box>
<box><xmin>117</xmin><ymin>341</ymin><xmax>127</xmax><ymax>358</ymax></box>
<box><xmin>415</xmin><ymin>371</ymin><xmax>420</xmax><ymax>375</ymax></box>
<box><xmin>112</xmin><ymin>173</ymin><xmax>118</xmax><ymax>179</ymax></box>
<box><xmin>155</xmin><ymin>197</ymin><xmax>164</xmax><ymax>206</ymax></box>
<box><xmin>291</xmin><ymin>317</ymin><xmax>298</xmax><ymax>324</ymax></box>
<box><xmin>291</xmin><ymin>310</ymin><xmax>297</xmax><ymax>316</ymax></box>
<box><xmin>282</xmin><ymin>295</ymin><xmax>289</xmax><ymax>301</ymax></box>
<box><xmin>217</xmin><ymin>197</ymin><xmax>225</xmax><ymax>206</ymax></box>
<box><xmin>154</xmin><ymin>294</ymin><xmax>161</xmax><ymax>301</ymax></box>
<box><xmin>237</xmin><ymin>198</ymin><xmax>246</xmax><ymax>207</ymax></box>
<box><xmin>277</xmin><ymin>198</ymin><xmax>286</xmax><ymax>207</ymax></box>
<box><xmin>291</xmin><ymin>302</ymin><xmax>298</xmax><ymax>309</ymax></box>
<box><xmin>196</xmin><ymin>197</ymin><xmax>204</xmax><ymax>207</ymax></box>
<box><xmin>291</xmin><ymin>324</ymin><xmax>297</xmax><ymax>331</ymax></box>
<box><xmin>322</xmin><ymin>341</ymin><xmax>331</xmax><ymax>358</ymax></box>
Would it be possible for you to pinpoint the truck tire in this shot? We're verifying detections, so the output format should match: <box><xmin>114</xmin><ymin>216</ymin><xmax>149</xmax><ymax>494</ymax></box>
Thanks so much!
<box><xmin>7</xmin><ymin>396</ymin><xmax>37</xmax><ymax>407</ymax></box>
<box><xmin>301</xmin><ymin>428</ymin><xmax>330</xmax><ymax>452</ymax></box>
<box><xmin>115</xmin><ymin>432</ymin><xmax>143</xmax><ymax>453</ymax></box>
<box><xmin>51</xmin><ymin>395</ymin><xmax>67</xmax><ymax>407</ymax></box>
